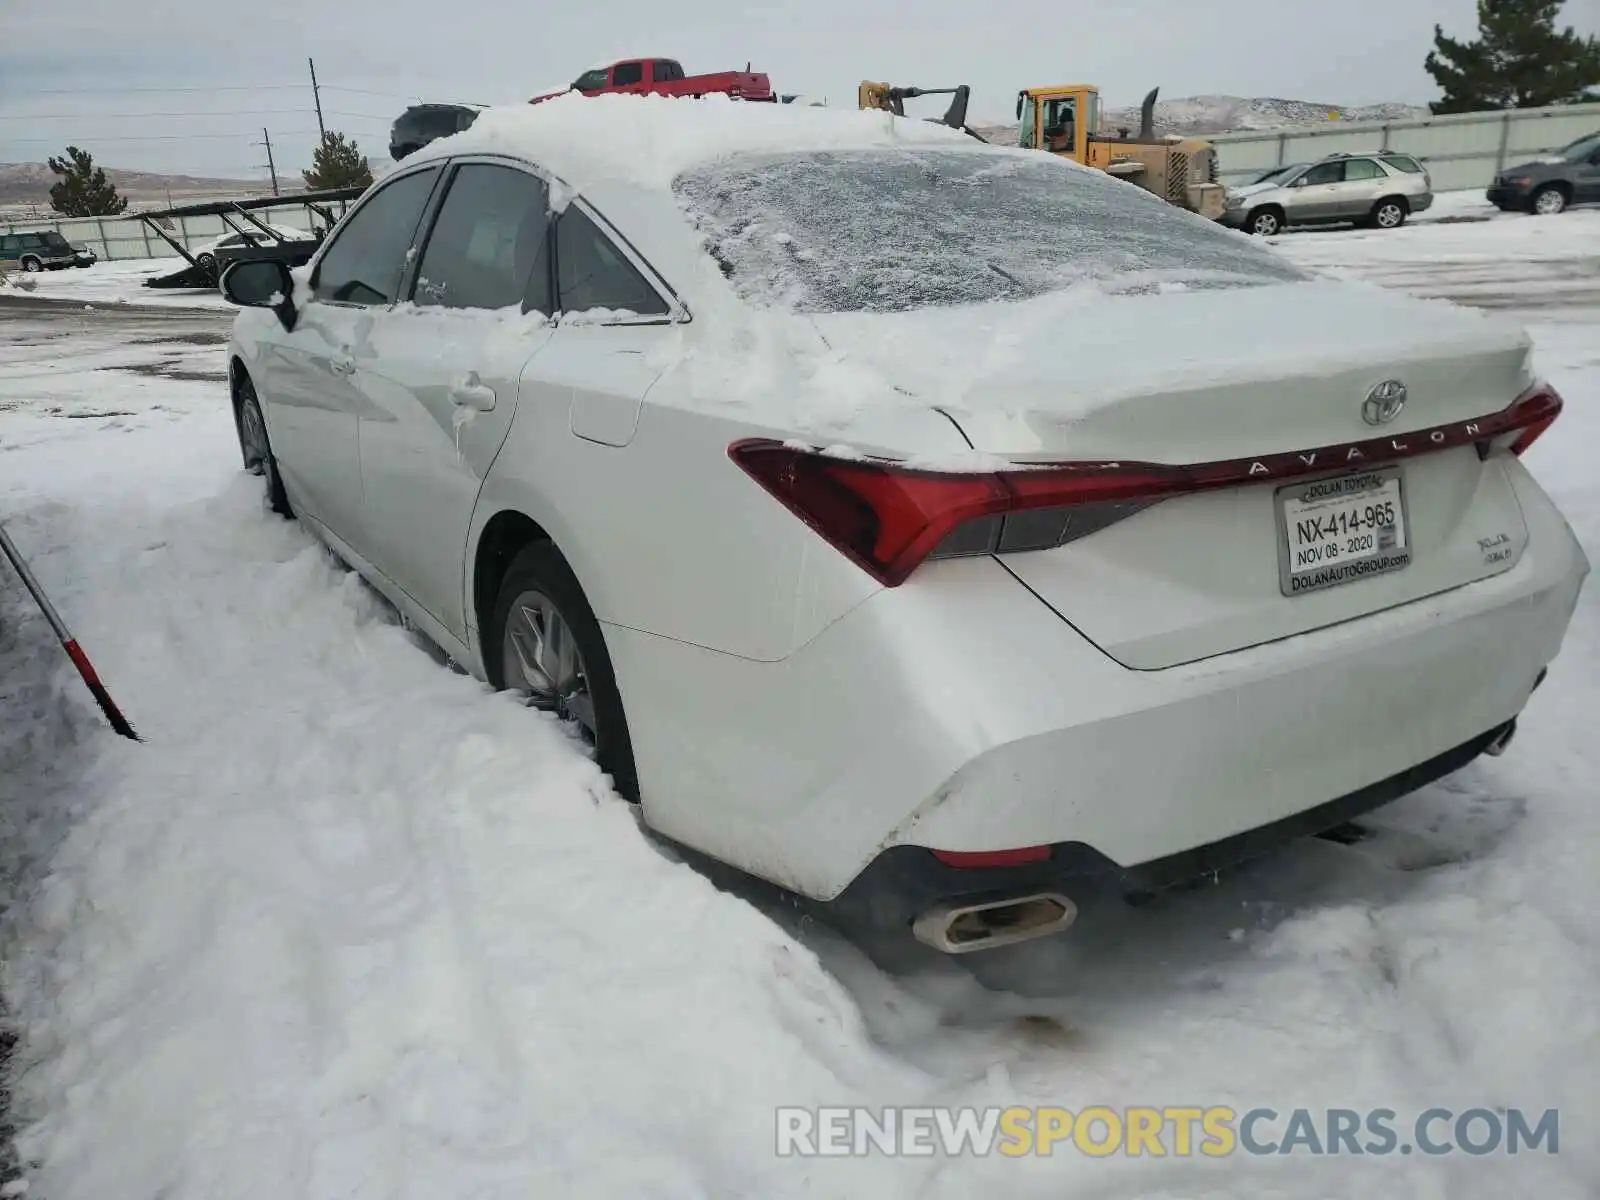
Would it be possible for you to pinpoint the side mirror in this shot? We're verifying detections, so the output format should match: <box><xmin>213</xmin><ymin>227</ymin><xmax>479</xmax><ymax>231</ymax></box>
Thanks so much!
<box><xmin>1015</xmin><ymin>93</ymin><xmax>1023</xmax><ymax>120</ymax></box>
<box><xmin>220</xmin><ymin>259</ymin><xmax>297</xmax><ymax>331</ymax></box>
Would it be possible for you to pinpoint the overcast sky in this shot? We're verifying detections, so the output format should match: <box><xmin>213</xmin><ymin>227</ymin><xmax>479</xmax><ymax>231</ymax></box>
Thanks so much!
<box><xmin>2</xmin><ymin>0</ymin><xmax>1595</xmax><ymax>180</ymax></box>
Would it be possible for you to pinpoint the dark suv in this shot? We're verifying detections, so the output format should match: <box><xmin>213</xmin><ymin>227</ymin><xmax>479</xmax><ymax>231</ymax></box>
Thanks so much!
<box><xmin>1487</xmin><ymin>131</ymin><xmax>1600</xmax><ymax>215</ymax></box>
<box><xmin>1</xmin><ymin>230</ymin><xmax>82</xmax><ymax>272</ymax></box>
<box><xmin>390</xmin><ymin>104</ymin><xmax>480</xmax><ymax>161</ymax></box>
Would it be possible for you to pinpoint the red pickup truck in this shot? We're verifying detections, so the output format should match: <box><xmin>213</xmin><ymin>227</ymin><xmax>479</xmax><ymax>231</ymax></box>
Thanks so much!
<box><xmin>530</xmin><ymin>58</ymin><xmax>775</xmax><ymax>104</ymax></box>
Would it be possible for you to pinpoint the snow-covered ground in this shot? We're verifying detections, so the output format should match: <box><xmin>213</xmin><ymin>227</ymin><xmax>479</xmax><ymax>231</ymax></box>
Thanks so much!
<box><xmin>1</xmin><ymin>259</ymin><xmax>230</xmax><ymax>311</ymax></box>
<box><xmin>1</xmin><ymin>200</ymin><xmax>1597</xmax><ymax>1199</ymax></box>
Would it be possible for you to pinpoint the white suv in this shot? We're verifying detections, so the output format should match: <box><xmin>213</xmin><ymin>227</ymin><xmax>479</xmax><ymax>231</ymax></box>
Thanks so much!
<box><xmin>1223</xmin><ymin>152</ymin><xmax>1434</xmax><ymax>236</ymax></box>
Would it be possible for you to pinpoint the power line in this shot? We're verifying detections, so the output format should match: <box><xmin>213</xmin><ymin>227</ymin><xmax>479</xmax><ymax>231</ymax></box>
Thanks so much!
<box><xmin>24</xmin><ymin>83</ymin><xmax>306</xmax><ymax>95</ymax></box>
<box><xmin>1</xmin><ymin>130</ymin><xmax>332</xmax><ymax>143</ymax></box>
<box><xmin>0</xmin><ymin>110</ymin><xmax>318</xmax><ymax>121</ymax></box>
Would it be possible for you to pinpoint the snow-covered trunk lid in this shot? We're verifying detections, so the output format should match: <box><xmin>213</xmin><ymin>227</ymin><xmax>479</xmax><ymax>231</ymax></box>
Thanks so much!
<box><xmin>905</xmin><ymin>284</ymin><xmax>1544</xmax><ymax>670</ymax></box>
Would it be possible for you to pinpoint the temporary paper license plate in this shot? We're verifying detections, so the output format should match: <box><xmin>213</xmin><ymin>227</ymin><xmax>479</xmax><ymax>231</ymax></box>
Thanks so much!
<box><xmin>1276</xmin><ymin>467</ymin><xmax>1410</xmax><ymax>597</ymax></box>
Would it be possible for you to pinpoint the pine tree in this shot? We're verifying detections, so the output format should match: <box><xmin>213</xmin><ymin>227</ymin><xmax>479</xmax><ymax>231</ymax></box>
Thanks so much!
<box><xmin>302</xmin><ymin>131</ymin><xmax>374</xmax><ymax>191</ymax></box>
<box><xmin>1426</xmin><ymin>0</ymin><xmax>1600</xmax><ymax>113</ymax></box>
<box><xmin>46</xmin><ymin>146</ymin><xmax>128</xmax><ymax>217</ymax></box>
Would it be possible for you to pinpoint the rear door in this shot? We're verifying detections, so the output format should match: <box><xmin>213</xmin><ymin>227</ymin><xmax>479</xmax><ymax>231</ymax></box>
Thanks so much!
<box><xmin>1335</xmin><ymin>157</ymin><xmax>1387</xmax><ymax>219</ymax></box>
<box><xmin>353</xmin><ymin>158</ymin><xmax>557</xmax><ymax>639</ymax></box>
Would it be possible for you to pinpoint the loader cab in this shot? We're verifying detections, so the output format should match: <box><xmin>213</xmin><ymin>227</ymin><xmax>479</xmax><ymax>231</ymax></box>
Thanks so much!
<box><xmin>1016</xmin><ymin>85</ymin><xmax>1098</xmax><ymax>162</ymax></box>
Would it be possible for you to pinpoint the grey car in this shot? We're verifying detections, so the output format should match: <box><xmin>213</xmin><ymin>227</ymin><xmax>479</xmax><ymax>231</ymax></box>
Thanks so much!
<box><xmin>1221</xmin><ymin>152</ymin><xmax>1434</xmax><ymax>236</ymax></box>
<box><xmin>1486</xmin><ymin>131</ymin><xmax>1600</xmax><ymax>215</ymax></box>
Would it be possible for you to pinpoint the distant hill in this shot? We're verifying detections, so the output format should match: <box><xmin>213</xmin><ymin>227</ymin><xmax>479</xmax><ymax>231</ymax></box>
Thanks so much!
<box><xmin>0</xmin><ymin>162</ymin><xmax>265</xmax><ymax>213</ymax></box>
<box><xmin>973</xmin><ymin>93</ymin><xmax>1430</xmax><ymax>142</ymax></box>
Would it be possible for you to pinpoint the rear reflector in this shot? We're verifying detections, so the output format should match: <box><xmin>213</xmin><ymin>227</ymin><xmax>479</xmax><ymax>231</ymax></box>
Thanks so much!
<box><xmin>729</xmin><ymin>382</ymin><xmax>1563</xmax><ymax>587</ymax></box>
<box><xmin>931</xmin><ymin>847</ymin><xmax>1052</xmax><ymax>869</ymax></box>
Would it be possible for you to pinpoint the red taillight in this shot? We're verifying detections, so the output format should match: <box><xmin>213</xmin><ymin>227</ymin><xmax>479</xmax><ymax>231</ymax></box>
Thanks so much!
<box><xmin>931</xmin><ymin>847</ymin><xmax>1052</xmax><ymax>869</ymax></box>
<box><xmin>1506</xmin><ymin>385</ymin><xmax>1562</xmax><ymax>455</ymax></box>
<box><xmin>729</xmin><ymin>382</ymin><xmax>1563</xmax><ymax>587</ymax></box>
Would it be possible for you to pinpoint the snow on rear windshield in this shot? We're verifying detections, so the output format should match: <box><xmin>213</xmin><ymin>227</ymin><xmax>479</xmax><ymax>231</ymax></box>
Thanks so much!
<box><xmin>673</xmin><ymin>148</ymin><xmax>1309</xmax><ymax>313</ymax></box>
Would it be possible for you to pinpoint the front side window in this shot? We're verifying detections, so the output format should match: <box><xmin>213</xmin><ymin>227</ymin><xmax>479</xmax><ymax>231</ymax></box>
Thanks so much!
<box><xmin>674</xmin><ymin>148</ymin><xmax>1309</xmax><ymax>315</ymax></box>
<box><xmin>313</xmin><ymin>166</ymin><xmax>440</xmax><ymax>305</ymax></box>
<box><xmin>1300</xmin><ymin>161</ymin><xmax>1345</xmax><ymax>186</ymax></box>
<box><xmin>412</xmin><ymin>164</ymin><xmax>551</xmax><ymax>313</ymax></box>
<box><xmin>1017</xmin><ymin>95</ymin><xmax>1038</xmax><ymax>148</ymax></box>
<box><xmin>1559</xmin><ymin>132</ymin><xmax>1600</xmax><ymax>162</ymax></box>
<box><xmin>554</xmin><ymin>207</ymin><xmax>667</xmax><ymax>316</ymax></box>
<box><xmin>612</xmin><ymin>61</ymin><xmax>643</xmax><ymax>87</ymax></box>
<box><xmin>1342</xmin><ymin>159</ymin><xmax>1383</xmax><ymax>181</ymax></box>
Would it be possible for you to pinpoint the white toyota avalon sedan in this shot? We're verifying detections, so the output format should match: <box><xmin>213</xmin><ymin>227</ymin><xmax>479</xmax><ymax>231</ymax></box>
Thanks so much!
<box><xmin>221</xmin><ymin>95</ymin><xmax>1588</xmax><ymax>954</ymax></box>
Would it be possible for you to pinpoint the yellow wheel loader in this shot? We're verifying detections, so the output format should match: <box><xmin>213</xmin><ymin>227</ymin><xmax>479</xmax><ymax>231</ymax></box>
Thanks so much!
<box><xmin>1015</xmin><ymin>84</ymin><xmax>1227</xmax><ymax>219</ymax></box>
<box><xmin>857</xmin><ymin>79</ymin><xmax>1226</xmax><ymax>220</ymax></box>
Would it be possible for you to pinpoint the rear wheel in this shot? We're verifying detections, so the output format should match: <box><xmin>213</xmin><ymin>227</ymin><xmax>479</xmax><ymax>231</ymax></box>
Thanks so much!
<box><xmin>19</xmin><ymin>256</ymin><xmax>40</xmax><ymax>272</ymax></box>
<box><xmin>235</xmin><ymin>373</ymin><xmax>292</xmax><ymax>517</ymax></box>
<box><xmin>1531</xmin><ymin>185</ymin><xmax>1568</xmax><ymax>216</ymax></box>
<box><xmin>1372</xmin><ymin>198</ymin><xmax>1408</xmax><ymax>229</ymax></box>
<box><xmin>487</xmin><ymin>541</ymin><xmax>639</xmax><ymax>802</ymax></box>
<box><xmin>1246</xmin><ymin>207</ymin><xmax>1283</xmax><ymax>236</ymax></box>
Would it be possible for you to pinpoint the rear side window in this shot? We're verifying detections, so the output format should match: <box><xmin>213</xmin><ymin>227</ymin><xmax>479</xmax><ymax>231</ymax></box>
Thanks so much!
<box><xmin>313</xmin><ymin>166</ymin><xmax>440</xmax><ymax>305</ymax></box>
<box><xmin>654</xmin><ymin>60</ymin><xmax>684</xmax><ymax>82</ymax></box>
<box><xmin>612</xmin><ymin>61</ymin><xmax>643</xmax><ymax>87</ymax></box>
<box><xmin>1343</xmin><ymin>159</ymin><xmax>1383</xmax><ymax>181</ymax></box>
<box><xmin>412</xmin><ymin>164</ymin><xmax>551</xmax><ymax>313</ymax></box>
<box><xmin>1384</xmin><ymin>155</ymin><xmax>1425</xmax><ymax>174</ymax></box>
<box><xmin>554</xmin><ymin>207</ymin><xmax>667</xmax><ymax>316</ymax></box>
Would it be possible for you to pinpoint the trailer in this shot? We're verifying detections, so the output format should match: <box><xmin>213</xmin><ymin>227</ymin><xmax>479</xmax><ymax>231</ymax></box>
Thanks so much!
<box><xmin>137</xmin><ymin>187</ymin><xmax>367</xmax><ymax>290</ymax></box>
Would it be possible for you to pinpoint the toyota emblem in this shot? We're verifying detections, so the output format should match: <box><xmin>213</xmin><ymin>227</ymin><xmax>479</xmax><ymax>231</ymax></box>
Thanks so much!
<box><xmin>1362</xmin><ymin>379</ymin><xmax>1407</xmax><ymax>426</ymax></box>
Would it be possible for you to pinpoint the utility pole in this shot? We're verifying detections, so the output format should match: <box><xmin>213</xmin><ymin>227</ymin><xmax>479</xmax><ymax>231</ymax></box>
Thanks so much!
<box><xmin>308</xmin><ymin>57</ymin><xmax>327</xmax><ymax>141</ymax></box>
<box><xmin>256</xmin><ymin>128</ymin><xmax>280</xmax><ymax>195</ymax></box>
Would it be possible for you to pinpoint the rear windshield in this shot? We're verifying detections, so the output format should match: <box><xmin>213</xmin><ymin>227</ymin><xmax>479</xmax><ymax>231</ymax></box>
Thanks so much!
<box><xmin>673</xmin><ymin>148</ymin><xmax>1309</xmax><ymax>314</ymax></box>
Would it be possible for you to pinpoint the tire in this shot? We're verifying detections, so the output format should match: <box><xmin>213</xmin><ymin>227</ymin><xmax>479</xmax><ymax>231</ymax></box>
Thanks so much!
<box><xmin>19</xmin><ymin>257</ymin><xmax>40</xmax><ymax>273</ymax></box>
<box><xmin>234</xmin><ymin>372</ymin><xmax>292</xmax><ymax>517</ymax></box>
<box><xmin>1531</xmin><ymin>185</ymin><xmax>1568</xmax><ymax>216</ymax></box>
<box><xmin>487</xmin><ymin>541</ymin><xmax>639</xmax><ymax>802</ymax></box>
<box><xmin>1372</xmin><ymin>198</ymin><xmax>1408</xmax><ymax>230</ymax></box>
<box><xmin>1246</xmin><ymin>207</ymin><xmax>1283</xmax><ymax>236</ymax></box>
<box><xmin>196</xmin><ymin>253</ymin><xmax>216</xmax><ymax>272</ymax></box>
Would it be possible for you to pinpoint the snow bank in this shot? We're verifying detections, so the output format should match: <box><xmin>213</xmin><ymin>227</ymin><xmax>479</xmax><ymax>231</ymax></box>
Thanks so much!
<box><xmin>1</xmin><ymin>433</ymin><xmax>928</xmax><ymax>1199</ymax></box>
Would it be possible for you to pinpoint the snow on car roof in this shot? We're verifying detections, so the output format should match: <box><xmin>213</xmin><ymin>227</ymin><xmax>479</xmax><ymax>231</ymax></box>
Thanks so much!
<box><xmin>402</xmin><ymin>91</ymin><xmax>985</xmax><ymax>191</ymax></box>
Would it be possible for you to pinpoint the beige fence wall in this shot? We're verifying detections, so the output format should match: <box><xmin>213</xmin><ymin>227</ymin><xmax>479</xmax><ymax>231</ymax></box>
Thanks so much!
<box><xmin>1210</xmin><ymin>100</ymin><xmax>1600</xmax><ymax>192</ymax></box>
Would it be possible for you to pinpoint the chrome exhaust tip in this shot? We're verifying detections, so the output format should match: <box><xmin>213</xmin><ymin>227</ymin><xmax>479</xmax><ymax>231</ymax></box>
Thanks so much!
<box><xmin>911</xmin><ymin>893</ymin><xmax>1078</xmax><ymax>954</ymax></box>
<box><xmin>1483</xmin><ymin>718</ymin><xmax>1517</xmax><ymax>757</ymax></box>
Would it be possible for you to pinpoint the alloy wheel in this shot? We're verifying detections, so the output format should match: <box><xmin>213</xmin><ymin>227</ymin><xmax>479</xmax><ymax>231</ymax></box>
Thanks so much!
<box><xmin>501</xmin><ymin>588</ymin><xmax>597</xmax><ymax>742</ymax></box>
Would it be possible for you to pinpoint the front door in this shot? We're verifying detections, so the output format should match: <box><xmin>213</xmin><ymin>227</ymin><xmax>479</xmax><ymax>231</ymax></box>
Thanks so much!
<box><xmin>258</xmin><ymin>163</ymin><xmax>443</xmax><ymax>540</ymax></box>
<box><xmin>1285</xmin><ymin>159</ymin><xmax>1346</xmax><ymax>221</ymax></box>
<box><xmin>354</xmin><ymin>160</ymin><xmax>557</xmax><ymax>639</ymax></box>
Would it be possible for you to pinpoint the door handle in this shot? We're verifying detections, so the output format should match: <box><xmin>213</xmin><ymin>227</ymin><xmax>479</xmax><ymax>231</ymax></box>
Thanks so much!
<box><xmin>448</xmin><ymin>371</ymin><xmax>497</xmax><ymax>412</ymax></box>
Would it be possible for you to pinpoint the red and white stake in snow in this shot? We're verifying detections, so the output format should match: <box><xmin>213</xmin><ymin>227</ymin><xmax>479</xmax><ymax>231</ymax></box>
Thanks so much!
<box><xmin>0</xmin><ymin>520</ymin><xmax>141</xmax><ymax>742</ymax></box>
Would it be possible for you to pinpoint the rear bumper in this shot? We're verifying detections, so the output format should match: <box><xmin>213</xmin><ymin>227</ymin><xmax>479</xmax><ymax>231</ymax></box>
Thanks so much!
<box><xmin>825</xmin><ymin>720</ymin><xmax>1512</xmax><ymax>931</ymax></box>
<box><xmin>1410</xmin><ymin>192</ymin><xmax>1434</xmax><ymax>212</ymax></box>
<box><xmin>610</xmin><ymin>463</ymin><xmax>1588</xmax><ymax>903</ymax></box>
